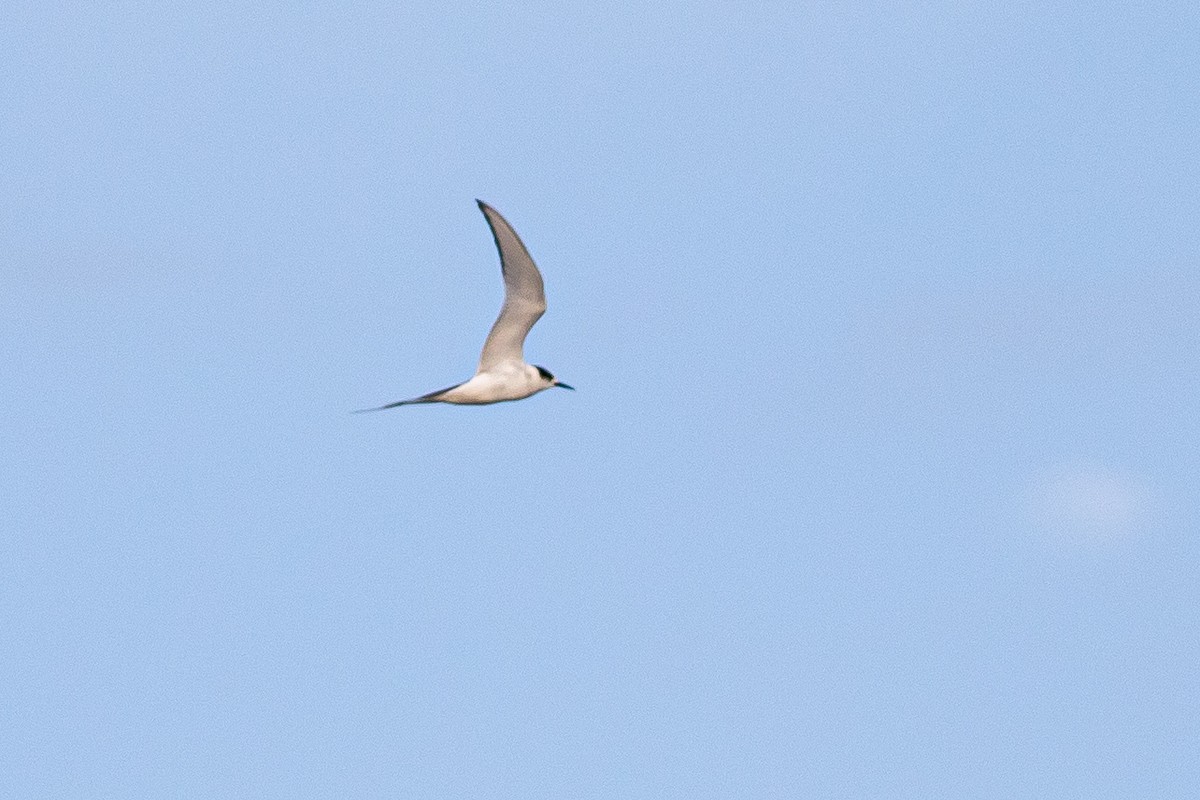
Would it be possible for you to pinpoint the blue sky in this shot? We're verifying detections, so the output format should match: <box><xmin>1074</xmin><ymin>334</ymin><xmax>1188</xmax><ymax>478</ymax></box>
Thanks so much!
<box><xmin>3</xmin><ymin>2</ymin><xmax>1198</xmax><ymax>797</ymax></box>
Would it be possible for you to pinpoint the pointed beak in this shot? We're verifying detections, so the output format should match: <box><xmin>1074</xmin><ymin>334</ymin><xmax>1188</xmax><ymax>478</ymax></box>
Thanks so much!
<box><xmin>554</xmin><ymin>381</ymin><xmax>575</xmax><ymax>391</ymax></box>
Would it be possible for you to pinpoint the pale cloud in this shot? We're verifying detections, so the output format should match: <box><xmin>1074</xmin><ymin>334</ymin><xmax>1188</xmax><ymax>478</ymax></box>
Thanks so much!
<box><xmin>1028</xmin><ymin>463</ymin><xmax>1158</xmax><ymax>543</ymax></box>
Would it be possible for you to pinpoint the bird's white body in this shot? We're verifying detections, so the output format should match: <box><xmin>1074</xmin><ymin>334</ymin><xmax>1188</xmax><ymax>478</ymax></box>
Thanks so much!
<box><xmin>357</xmin><ymin>201</ymin><xmax>573</xmax><ymax>412</ymax></box>
<box><xmin>438</xmin><ymin>362</ymin><xmax>550</xmax><ymax>405</ymax></box>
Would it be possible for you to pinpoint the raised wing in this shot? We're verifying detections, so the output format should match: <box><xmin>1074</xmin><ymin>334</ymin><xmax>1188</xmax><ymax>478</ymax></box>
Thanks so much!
<box><xmin>475</xmin><ymin>200</ymin><xmax>547</xmax><ymax>372</ymax></box>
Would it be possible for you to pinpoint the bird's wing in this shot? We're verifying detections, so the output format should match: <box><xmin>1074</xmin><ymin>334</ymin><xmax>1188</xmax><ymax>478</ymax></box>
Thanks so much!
<box><xmin>352</xmin><ymin>381</ymin><xmax>463</xmax><ymax>413</ymax></box>
<box><xmin>475</xmin><ymin>200</ymin><xmax>547</xmax><ymax>373</ymax></box>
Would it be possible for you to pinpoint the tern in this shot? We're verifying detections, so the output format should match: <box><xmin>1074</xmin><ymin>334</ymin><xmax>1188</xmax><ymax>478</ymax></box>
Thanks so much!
<box><xmin>356</xmin><ymin>200</ymin><xmax>573</xmax><ymax>411</ymax></box>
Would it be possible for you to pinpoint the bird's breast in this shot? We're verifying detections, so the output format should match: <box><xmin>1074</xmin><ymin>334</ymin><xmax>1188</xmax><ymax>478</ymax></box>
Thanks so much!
<box><xmin>440</xmin><ymin>366</ymin><xmax>542</xmax><ymax>404</ymax></box>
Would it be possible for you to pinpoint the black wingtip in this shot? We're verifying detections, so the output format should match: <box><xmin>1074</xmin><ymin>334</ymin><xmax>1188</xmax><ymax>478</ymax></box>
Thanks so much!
<box><xmin>476</xmin><ymin>198</ymin><xmax>491</xmax><ymax>212</ymax></box>
<box><xmin>352</xmin><ymin>401</ymin><xmax>410</xmax><ymax>413</ymax></box>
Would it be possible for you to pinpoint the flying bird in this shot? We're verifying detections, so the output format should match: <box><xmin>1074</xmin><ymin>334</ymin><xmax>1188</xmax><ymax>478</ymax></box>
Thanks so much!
<box><xmin>356</xmin><ymin>200</ymin><xmax>573</xmax><ymax>411</ymax></box>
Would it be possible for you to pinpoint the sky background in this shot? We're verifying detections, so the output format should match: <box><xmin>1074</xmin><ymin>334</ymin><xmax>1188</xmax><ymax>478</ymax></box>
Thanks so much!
<box><xmin>3</xmin><ymin>1</ymin><xmax>1198</xmax><ymax>797</ymax></box>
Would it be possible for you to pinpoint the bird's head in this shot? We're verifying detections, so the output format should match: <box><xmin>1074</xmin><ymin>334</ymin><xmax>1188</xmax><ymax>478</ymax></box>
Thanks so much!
<box><xmin>534</xmin><ymin>365</ymin><xmax>574</xmax><ymax>392</ymax></box>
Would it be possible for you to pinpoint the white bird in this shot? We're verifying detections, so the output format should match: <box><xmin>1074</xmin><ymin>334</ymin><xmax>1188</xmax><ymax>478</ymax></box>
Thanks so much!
<box><xmin>357</xmin><ymin>200</ymin><xmax>573</xmax><ymax>411</ymax></box>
